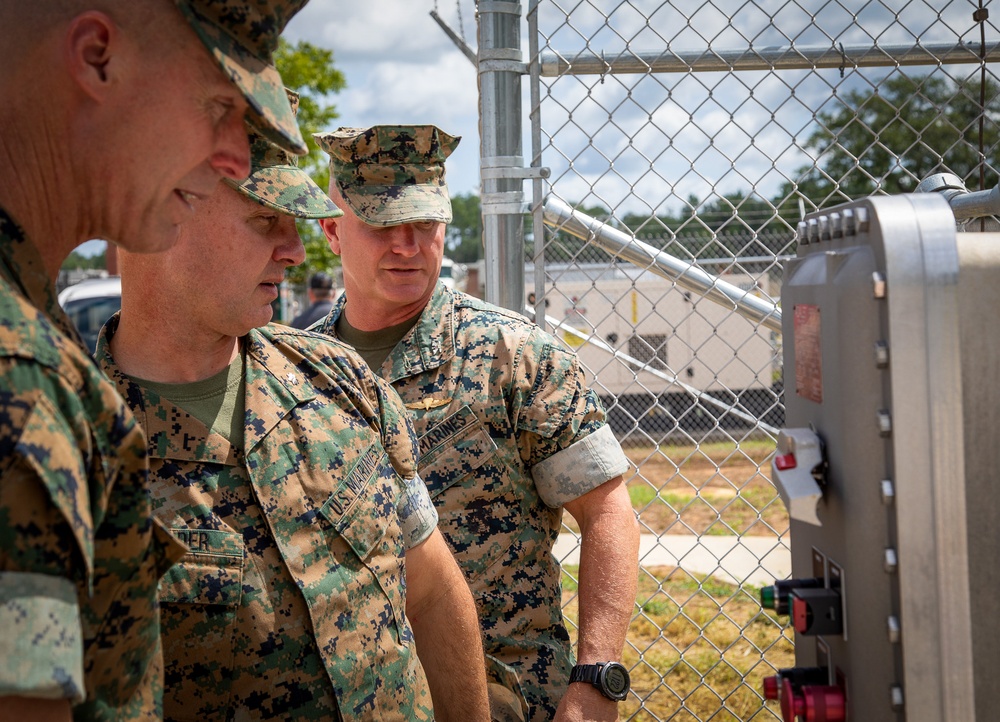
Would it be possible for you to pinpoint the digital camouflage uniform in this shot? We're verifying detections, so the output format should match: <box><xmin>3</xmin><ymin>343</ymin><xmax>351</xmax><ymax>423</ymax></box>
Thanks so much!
<box><xmin>97</xmin><ymin>318</ymin><xmax>438</xmax><ymax>721</ymax></box>
<box><xmin>318</xmin><ymin>282</ymin><xmax>630</xmax><ymax>720</ymax></box>
<box><xmin>0</xmin><ymin>207</ymin><xmax>186</xmax><ymax>719</ymax></box>
<box><xmin>1</xmin><ymin>0</ymin><xmax>312</xmax><ymax>716</ymax></box>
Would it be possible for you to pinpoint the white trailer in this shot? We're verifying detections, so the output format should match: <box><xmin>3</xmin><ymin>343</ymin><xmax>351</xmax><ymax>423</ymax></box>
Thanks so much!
<box><xmin>526</xmin><ymin>262</ymin><xmax>781</xmax><ymax>435</ymax></box>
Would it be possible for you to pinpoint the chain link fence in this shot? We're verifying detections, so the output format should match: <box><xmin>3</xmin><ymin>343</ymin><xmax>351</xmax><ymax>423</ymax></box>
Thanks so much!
<box><xmin>505</xmin><ymin>1</ymin><xmax>1000</xmax><ymax>719</ymax></box>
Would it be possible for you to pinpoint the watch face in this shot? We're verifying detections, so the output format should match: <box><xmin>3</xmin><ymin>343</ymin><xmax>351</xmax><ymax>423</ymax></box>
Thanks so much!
<box><xmin>601</xmin><ymin>663</ymin><xmax>630</xmax><ymax>700</ymax></box>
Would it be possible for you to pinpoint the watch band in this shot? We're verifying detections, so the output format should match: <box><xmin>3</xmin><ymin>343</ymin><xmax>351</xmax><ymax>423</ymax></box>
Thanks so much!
<box><xmin>569</xmin><ymin>661</ymin><xmax>631</xmax><ymax>702</ymax></box>
<box><xmin>569</xmin><ymin>663</ymin><xmax>603</xmax><ymax>687</ymax></box>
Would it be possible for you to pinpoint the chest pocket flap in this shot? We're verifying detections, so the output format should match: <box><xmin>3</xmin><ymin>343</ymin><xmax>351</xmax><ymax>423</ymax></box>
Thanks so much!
<box><xmin>319</xmin><ymin>443</ymin><xmax>395</xmax><ymax>561</ymax></box>
<box><xmin>159</xmin><ymin>528</ymin><xmax>244</xmax><ymax>607</ymax></box>
<box><xmin>417</xmin><ymin>406</ymin><xmax>498</xmax><ymax>498</ymax></box>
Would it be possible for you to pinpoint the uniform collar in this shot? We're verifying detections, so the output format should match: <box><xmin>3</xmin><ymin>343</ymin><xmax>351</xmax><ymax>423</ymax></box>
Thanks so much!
<box><xmin>96</xmin><ymin>318</ymin><xmax>316</xmax><ymax>462</ymax></box>
<box><xmin>0</xmin><ymin>205</ymin><xmax>86</xmax><ymax>345</ymax></box>
<box><xmin>324</xmin><ymin>281</ymin><xmax>456</xmax><ymax>382</ymax></box>
<box><xmin>242</xmin><ymin>326</ymin><xmax>317</xmax><ymax>453</ymax></box>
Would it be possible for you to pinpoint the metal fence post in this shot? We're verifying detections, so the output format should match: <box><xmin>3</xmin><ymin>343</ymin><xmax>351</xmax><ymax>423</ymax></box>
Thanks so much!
<box><xmin>478</xmin><ymin>1</ymin><xmax>525</xmax><ymax>313</ymax></box>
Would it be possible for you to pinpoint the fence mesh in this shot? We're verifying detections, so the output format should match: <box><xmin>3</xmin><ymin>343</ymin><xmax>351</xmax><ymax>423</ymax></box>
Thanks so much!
<box><xmin>513</xmin><ymin>1</ymin><xmax>1000</xmax><ymax>719</ymax></box>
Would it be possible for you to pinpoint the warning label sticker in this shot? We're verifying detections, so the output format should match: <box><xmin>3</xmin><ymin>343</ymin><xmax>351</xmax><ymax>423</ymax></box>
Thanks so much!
<box><xmin>794</xmin><ymin>304</ymin><xmax>822</xmax><ymax>404</ymax></box>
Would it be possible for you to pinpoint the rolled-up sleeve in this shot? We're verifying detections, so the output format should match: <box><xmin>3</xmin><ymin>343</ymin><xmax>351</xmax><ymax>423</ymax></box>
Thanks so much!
<box><xmin>0</xmin><ymin>571</ymin><xmax>85</xmax><ymax>702</ymax></box>
<box><xmin>531</xmin><ymin>425</ymin><xmax>630</xmax><ymax>508</ymax></box>
<box><xmin>397</xmin><ymin>474</ymin><xmax>439</xmax><ymax>549</ymax></box>
<box><xmin>513</xmin><ymin>334</ymin><xmax>630</xmax><ymax>507</ymax></box>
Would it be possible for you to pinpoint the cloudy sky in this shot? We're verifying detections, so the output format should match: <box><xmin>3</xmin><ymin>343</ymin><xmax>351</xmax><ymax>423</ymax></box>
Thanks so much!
<box><xmin>284</xmin><ymin>0</ymin><xmax>484</xmax><ymax>196</ymax></box>
<box><xmin>285</xmin><ymin>0</ymin><xmax>988</xmax><ymax>220</ymax></box>
<box><xmin>77</xmin><ymin>0</ymin><xmax>989</xmax><ymax>256</ymax></box>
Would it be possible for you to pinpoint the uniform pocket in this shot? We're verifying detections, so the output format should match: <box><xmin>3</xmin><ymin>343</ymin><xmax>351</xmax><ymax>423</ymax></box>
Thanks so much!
<box><xmin>417</xmin><ymin>407</ymin><xmax>523</xmax><ymax>582</ymax></box>
<box><xmin>158</xmin><ymin>528</ymin><xmax>244</xmax><ymax>719</ymax></box>
<box><xmin>159</xmin><ymin>528</ymin><xmax>244</xmax><ymax>605</ymax></box>
<box><xmin>314</xmin><ymin>443</ymin><xmax>416</xmax><ymax>709</ymax></box>
<box><xmin>320</xmin><ymin>443</ymin><xmax>394</xmax><ymax>561</ymax></box>
<box><xmin>318</xmin><ymin>443</ymin><xmax>409</xmax><ymax>642</ymax></box>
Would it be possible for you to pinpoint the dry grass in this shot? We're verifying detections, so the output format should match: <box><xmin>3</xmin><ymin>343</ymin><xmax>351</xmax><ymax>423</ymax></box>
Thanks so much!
<box><xmin>562</xmin><ymin>564</ymin><xmax>792</xmax><ymax>721</ymax></box>
<box><xmin>623</xmin><ymin>440</ymin><xmax>787</xmax><ymax>537</ymax></box>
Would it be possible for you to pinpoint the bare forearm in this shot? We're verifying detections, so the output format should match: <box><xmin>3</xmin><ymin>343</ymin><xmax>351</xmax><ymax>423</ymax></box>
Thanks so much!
<box><xmin>406</xmin><ymin>533</ymin><xmax>490</xmax><ymax>721</ymax></box>
<box><xmin>570</xmin><ymin>480</ymin><xmax>640</xmax><ymax>663</ymax></box>
<box><xmin>555</xmin><ymin>477</ymin><xmax>640</xmax><ymax>721</ymax></box>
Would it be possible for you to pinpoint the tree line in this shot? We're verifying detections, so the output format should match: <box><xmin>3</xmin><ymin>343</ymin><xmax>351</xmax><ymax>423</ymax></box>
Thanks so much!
<box><xmin>446</xmin><ymin>73</ymin><xmax>1000</xmax><ymax>264</ymax></box>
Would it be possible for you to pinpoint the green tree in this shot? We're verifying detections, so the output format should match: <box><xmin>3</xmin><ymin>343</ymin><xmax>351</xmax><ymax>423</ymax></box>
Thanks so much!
<box><xmin>779</xmin><ymin>72</ymin><xmax>1000</xmax><ymax>214</ymax></box>
<box><xmin>275</xmin><ymin>38</ymin><xmax>347</xmax><ymax>285</ymax></box>
<box><xmin>447</xmin><ymin>192</ymin><xmax>483</xmax><ymax>262</ymax></box>
<box><xmin>62</xmin><ymin>247</ymin><xmax>107</xmax><ymax>271</ymax></box>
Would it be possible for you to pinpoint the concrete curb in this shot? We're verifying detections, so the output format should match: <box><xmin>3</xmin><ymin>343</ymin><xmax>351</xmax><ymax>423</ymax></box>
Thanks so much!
<box><xmin>553</xmin><ymin>533</ymin><xmax>790</xmax><ymax>587</ymax></box>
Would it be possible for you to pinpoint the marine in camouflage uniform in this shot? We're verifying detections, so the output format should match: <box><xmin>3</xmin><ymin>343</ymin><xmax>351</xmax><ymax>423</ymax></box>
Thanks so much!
<box><xmin>0</xmin><ymin>212</ymin><xmax>186</xmax><ymax>718</ymax></box>
<box><xmin>0</xmin><ymin>0</ymin><xmax>310</xmax><ymax>718</ymax></box>
<box><xmin>98</xmin><ymin>100</ymin><xmax>488</xmax><ymax>720</ymax></box>
<box><xmin>314</xmin><ymin>125</ymin><xmax>640</xmax><ymax>721</ymax></box>
<box><xmin>97</xmin><ymin>319</ymin><xmax>437</xmax><ymax>720</ymax></box>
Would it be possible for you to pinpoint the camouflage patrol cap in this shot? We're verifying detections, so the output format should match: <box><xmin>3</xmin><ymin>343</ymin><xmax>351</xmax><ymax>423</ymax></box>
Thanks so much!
<box><xmin>225</xmin><ymin>89</ymin><xmax>343</xmax><ymax>219</ymax></box>
<box><xmin>315</xmin><ymin>125</ymin><xmax>460</xmax><ymax>227</ymax></box>
<box><xmin>175</xmin><ymin>0</ymin><xmax>309</xmax><ymax>155</ymax></box>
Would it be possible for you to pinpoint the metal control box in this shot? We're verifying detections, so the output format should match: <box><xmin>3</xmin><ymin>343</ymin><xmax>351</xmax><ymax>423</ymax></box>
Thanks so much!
<box><xmin>772</xmin><ymin>194</ymin><xmax>1000</xmax><ymax>721</ymax></box>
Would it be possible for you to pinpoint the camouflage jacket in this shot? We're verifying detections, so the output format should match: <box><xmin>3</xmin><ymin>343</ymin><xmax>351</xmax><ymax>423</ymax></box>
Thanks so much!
<box><xmin>97</xmin><ymin>318</ymin><xmax>438</xmax><ymax>722</ymax></box>
<box><xmin>320</xmin><ymin>283</ymin><xmax>630</xmax><ymax>720</ymax></box>
<box><xmin>0</xmin><ymin>207</ymin><xmax>184</xmax><ymax>719</ymax></box>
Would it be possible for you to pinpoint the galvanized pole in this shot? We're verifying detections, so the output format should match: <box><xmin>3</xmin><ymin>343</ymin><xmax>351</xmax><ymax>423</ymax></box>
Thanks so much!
<box><xmin>527</xmin><ymin>0</ymin><xmax>546</xmax><ymax>332</ymax></box>
<box><xmin>478</xmin><ymin>1</ymin><xmax>525</xmax><ymax>312</ymax></box>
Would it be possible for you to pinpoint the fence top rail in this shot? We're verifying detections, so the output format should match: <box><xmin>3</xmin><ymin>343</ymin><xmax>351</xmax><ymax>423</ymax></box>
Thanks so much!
<box><xmin>539</xmin><ymin>40</ymin><xmax>1000</xmax><ymax>76</ymax></box>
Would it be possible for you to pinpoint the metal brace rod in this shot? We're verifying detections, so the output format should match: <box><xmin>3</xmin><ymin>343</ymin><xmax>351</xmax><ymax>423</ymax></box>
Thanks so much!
<box><xmin>542</xmin><ymin>196</ymin><xmax>783</xmax><ymax>333</ymax></box>
<box><xmin>429</xmin><ymin>10</ymin><xmax>477</xmax><ymax>67</ymax></box>
<box><xmin>540</xmin><ymin>40</ymin><xmax>1000</xmax><ymax>76</ymax></box>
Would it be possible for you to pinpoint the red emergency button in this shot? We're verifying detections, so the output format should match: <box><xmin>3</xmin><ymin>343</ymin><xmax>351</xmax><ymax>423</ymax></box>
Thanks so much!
<box><xmin>779</xmin><ymin>678</ymin><xmax>846</xmax><ymax>722</ymax></box>
<box><xmin>781</xmin><ymin>677</ymin><xmax>804</xmax><ymax>722</ymax></box>
<box><xmin>803</xmin><ymin>685</ymin><xmax>846</xmax><ymax>722</ymax></box>
<box><xmin>775</xmin><ymin>453</ymin><xmax>797</xmax><ymax>470</ymax></box>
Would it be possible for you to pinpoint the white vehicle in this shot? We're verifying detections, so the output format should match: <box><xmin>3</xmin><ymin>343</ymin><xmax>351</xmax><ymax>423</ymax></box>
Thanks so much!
<box><xmin>58</xmin><ymin>275</ymin><xmax>122</xmax><ymax>353</ymax></box>
<box><xmin>439</xmin><ymin>257</ymin><xmax>465</xmax><ymax>289</ymax></box>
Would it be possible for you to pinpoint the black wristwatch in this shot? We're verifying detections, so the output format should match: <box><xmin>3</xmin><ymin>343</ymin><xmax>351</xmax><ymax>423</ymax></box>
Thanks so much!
<box><xmin>569</xmin><ymin>661</ymin><xmax>631</xmax><ymax>701</ymax></box>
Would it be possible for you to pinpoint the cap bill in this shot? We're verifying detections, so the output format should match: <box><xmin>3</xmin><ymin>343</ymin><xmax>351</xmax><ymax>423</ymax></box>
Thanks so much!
<box><xmin>175</xmin><ymin>2</ymin><xmax>307</xmax><ymax>156</ymax></box>
<box><xmin>230</xmin><ymin>166</ymin><xmax>344</xmax><ymax>219</ymax></box>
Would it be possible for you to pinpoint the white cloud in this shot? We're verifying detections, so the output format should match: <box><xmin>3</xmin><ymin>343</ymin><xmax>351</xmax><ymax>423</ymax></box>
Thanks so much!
<box><xmin>286</xmin><ymin>1</ymin><xmax>459</xmax><ymax>62</ymax></box>
<box><xmin>285</xmin><ymin>2</ymin><xmax>482</xmax><ymax>194</ymax></box>
<box><xmin>338</xmin><ymin>55</ymin><xmax>478</xmax><ymax>124</ymax></box>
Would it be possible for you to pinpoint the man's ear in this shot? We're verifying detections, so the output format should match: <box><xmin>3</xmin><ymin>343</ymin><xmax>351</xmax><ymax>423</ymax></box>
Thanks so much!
<box><xmin>65</xmin><ymin>12</ymin><xmax>118</xmax><ymax>99</ymax></box>
<box><xmin>319</xmin><ymin>216</ymin><xmax>343</xmax><ymax>255</ymax></box>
